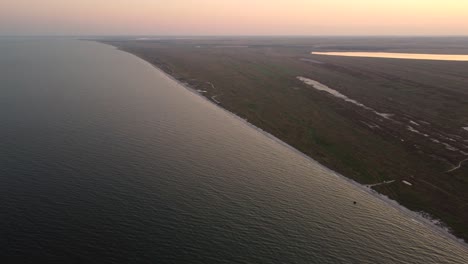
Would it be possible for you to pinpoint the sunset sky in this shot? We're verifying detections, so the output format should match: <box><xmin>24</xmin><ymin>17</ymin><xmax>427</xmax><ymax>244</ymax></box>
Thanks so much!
<box><xmin>1</xmin><ymin>0</ymin><xmax>467</xmax><ymax>36</ymax></box>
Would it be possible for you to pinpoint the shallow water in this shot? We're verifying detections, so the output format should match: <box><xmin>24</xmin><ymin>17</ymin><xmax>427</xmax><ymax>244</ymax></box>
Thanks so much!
<box><xmin>311</xmin><ymin>52</ymin><xmax>468</xmax><ymax>61</ymax></box>
<box><xmin>297</xmin><ymin>76</ymin><xmax>393</xmax><ymax>119</ymax></box>
<box><xmin>1</xmin><ymin>39</ymin><xmax>467</xmax><ymax>263</ymax></box>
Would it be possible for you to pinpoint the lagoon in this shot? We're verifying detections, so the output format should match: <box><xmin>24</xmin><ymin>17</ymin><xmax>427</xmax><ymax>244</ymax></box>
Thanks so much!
<box><xmin>311</xmin><ymin>52</ymin><xmax>468</xmax><ymax>61</ymax></box>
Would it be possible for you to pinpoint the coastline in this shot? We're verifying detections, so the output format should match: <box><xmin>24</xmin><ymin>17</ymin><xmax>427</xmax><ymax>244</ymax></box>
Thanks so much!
<box><xmin>96</xmin><ymin>40</ymin><xmax>468</xmax><ymax>247</ymax></box>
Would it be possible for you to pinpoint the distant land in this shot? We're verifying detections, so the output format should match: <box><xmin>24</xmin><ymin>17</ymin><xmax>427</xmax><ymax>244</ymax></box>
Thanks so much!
<box><xmin>98</xmin><ymin>36</ymin><xmax>468</xmax><ymax>241</ymax></box>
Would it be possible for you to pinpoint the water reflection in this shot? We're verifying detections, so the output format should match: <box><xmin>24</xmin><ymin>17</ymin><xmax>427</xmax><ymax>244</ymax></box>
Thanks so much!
<box><xmin>311</xmin><ymin>52</ymin><xmax>468</xmax><ymax>61</ymax></box>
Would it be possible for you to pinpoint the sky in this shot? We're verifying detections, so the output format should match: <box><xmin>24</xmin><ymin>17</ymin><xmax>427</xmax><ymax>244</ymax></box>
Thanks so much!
<box><xmin>1</xmin><ymin>0</ymin><xmax>467</xmax><ymax>36</ymax></box>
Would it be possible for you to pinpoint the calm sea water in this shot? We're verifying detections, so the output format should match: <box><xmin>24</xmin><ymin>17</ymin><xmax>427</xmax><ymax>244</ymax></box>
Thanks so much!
<box><xmin>311</xmin><ymin>51</ymin><xmax>468</xmax><ymax>61</ymax></box>
<box><xmin>1</xmin><ymin>39</ymin><xmax>467</xmax><ymax>263</ymax></box>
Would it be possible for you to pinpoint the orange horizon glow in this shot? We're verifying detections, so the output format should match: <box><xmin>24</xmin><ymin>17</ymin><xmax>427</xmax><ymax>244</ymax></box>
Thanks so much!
<box><xmin>1</xmin><ymin>0</ymin><xmax>468</xmax><ymax>36</ymax></box>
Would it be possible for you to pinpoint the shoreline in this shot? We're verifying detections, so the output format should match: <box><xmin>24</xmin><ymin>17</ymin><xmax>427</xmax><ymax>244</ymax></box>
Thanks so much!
<box><xmin>96</xmin><ymin>40</ymin><xmax>468</xmax><ymax>248</ymax></box>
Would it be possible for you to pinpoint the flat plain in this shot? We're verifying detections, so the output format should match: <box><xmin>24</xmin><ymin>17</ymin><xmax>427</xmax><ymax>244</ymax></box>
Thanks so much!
<box><xmin>100</xmin><ymin>37</ymin><xmax>468</xmax><ymax>241</ymax></box>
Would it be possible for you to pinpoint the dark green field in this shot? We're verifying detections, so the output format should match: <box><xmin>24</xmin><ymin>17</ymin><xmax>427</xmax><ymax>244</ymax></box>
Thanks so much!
<box><xmin>100</xmin><ymin>37</ymin><xmax>468</xmax><ymax>241</ymax></box>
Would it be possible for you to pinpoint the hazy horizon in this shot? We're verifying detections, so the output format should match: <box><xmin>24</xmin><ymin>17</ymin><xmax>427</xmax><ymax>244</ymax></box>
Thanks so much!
<box><xmin>2</xmin><ymin>34</ymin><xmax>468</xmax><ymax>38</ymax></box>
<box><xmin>1</xmin><ymin>0</ymin><xmax>468</xmax><ymax>36</ymax></box>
